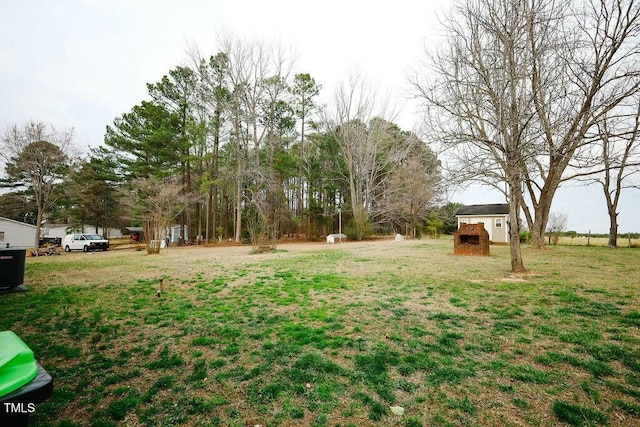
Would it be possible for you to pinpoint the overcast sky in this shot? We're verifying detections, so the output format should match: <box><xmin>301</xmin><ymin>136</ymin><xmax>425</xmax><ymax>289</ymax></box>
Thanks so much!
<box><xmin>1</xmin><ymin>0</ymin><xmax>638</xmax><ymax>233</ymax></box>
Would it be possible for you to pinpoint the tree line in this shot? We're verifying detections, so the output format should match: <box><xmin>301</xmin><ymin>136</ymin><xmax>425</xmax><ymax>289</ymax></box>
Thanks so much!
<box><xmin>2</xmin><ymin>0</ymin><xmax>639</xmax><ymax>272</ymax></box>
<box><xmin>1</xmin><ymin>35</ymin><xmax>443</xmax><ymax>250</ymax></box>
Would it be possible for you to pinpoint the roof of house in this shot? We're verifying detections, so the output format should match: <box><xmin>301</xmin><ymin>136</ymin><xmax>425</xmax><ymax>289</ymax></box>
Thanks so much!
<box><xmin>456</xmin><ymin>204</ymin><xmax>510</xmax><ymax>216</ymax></box>
<box><xmin>0</xmin><ymin>216</ymin><xmax>37</xmax><ymax>229</ymax></box>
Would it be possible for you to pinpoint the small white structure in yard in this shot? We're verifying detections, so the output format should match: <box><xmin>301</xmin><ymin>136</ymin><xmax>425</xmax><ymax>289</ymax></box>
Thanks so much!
<box><xmin>41</xmin><ymin>224</ymin><xmax>70</xmax><ymax>240</ymax></box>
<box><xmin>326</xmin><ymin>233</ymin><xmax>347</xmax><ymax>244</ymax></box>
<box><xmin>44</xmin><ymin>224</ymin><xmax>123</xmax><ymax>239</ymax></box>
<box><xmin>0</xmin><ymin>217</ymin><xmax>38</xmax><ymax>249</ymax></box>
<box><xmin>170</xmin><ymin>225</ymin><xmax>188</xmax><ymax>244</ymax></box>
<box><xmin>395</xmin><ymin>233</ymin><xmax>405</xmax><ymax>242</ymax></box>
<box><xmin>455</xmin><ymin>204</ymin><xmax>510</xmax><ymax>243</ymax></box>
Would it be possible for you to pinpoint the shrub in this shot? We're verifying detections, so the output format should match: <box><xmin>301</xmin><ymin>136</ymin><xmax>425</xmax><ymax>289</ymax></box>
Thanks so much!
<box><xmin>344</xmin><ymin>218</ymin><xmax>374</xmax><ymax>240</ymax></box>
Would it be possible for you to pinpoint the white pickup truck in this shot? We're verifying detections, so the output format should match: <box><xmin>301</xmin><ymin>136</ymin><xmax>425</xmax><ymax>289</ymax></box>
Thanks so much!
<box><xmin>62</xmin><ymin>233</ymin><xmax>109</xmax><ymax>252</ymax></box>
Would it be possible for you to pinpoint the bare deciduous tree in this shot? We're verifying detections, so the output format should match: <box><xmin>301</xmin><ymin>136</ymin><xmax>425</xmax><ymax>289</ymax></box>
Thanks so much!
<box><xmin>375</xmin><ymin>132</ymin><xmax>440</xmax><ymax>237</ymax></box>
<box><xmin>381</xmin><ymin>157</ymin><xmax>439</xmax><ymax>238</ymax></box>
<box><xmin>520</xmin><ymin>0</ymin><xmax>640</xmax><ymax>249</ymax></box>
<box><xmin>324</xmin><ymin>74</ymin><xmax>409</xmax><ymax>240</ymax></box>
<box><xmin>575</xmin><ymin>100</ymin><xmax>640</xmax><ymax>247</ymax></box>
<box><xmin>413</xmin><ymin>0</ymin><xmax>640</xmax><ymax>271</ymax></box>
<box><xmin>219</xmin><ymin>33</ymin><xmax>296</xmax><ymax>244</ymax></box>
<box><xmin>1</xmin><ymin>121</ymin><xmax>75</xmax><ymax>249</ymax></box>
<box><xmin>127</xmin><ymin>176</ymin><xmax>188</xmax><ymax>254</ymax></box>
<box><xmin>412</xmin><ymin>0</ymin><xmax>535</xmax><ymax>271</ymax></box>
<box><xmin>547</xmin><ymin>211</ymin><xmax>568</xmax><ymax>245</ymax></box>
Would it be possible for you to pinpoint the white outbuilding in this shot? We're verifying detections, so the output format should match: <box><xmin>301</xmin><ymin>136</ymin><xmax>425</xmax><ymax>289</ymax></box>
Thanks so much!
<box><xmin>43</xmin><ymin>224</ymin><xmax>123</xmax><ymax>240</ymax></box>
<box><xmin>326</xmin><ymin>233</ymin><xmax>347</xmax><ymax>244</ymax></box>
<box><xmin>0</xmin><ymin>217</ymin><xmax>38</xmax><ymax>249</ymax></box>
<box><xmin>455</xmin><ymin>204</ymin><xmax>510</xmax><ymax>243</ymax></box>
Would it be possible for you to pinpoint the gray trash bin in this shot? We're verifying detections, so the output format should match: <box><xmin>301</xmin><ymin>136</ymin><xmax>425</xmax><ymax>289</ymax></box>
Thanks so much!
<box><xmin>0</xmin><ymin>249</ymin><xmax>26</xmax><ymax>289</ymax></box>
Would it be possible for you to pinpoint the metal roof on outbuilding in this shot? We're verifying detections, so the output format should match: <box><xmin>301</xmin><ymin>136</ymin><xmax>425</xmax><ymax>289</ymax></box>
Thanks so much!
<box><xmin>455</xmin><ymin>204</ymin><xmax>510</xmax><ymax>216</ymax></box>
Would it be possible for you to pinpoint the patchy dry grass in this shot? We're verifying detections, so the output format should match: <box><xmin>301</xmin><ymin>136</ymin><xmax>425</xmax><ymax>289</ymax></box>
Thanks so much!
<box><xmin>1</xmin><ymin>238</ymin><xmax>639</xmax><ymax>426</ymax></box>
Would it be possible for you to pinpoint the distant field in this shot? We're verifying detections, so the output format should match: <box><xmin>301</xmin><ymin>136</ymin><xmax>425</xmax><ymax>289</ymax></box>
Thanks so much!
<box><xmin>553</xmin><ymin>236</ymin><xmax>640</xmax><ymax>247</ymax></box>
<box><xmin>2</xmin><ymin>239</ymin><xmax>638</xmax><ymax>426</ymax></box>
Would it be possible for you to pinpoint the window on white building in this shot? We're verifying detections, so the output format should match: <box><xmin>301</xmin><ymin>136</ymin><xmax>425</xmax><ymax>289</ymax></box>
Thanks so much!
<box><xmin>495</xmin><ymin>218</ymin><xmax>503</xmax><ymax>228</ymax></box>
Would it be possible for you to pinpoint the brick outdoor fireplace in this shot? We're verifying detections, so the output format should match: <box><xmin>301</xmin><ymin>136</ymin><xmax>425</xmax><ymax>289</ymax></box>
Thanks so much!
<box><xmin>454</xmin><ymin>222</ymin><xmax>490</xmax><ymax>256</ymax></box>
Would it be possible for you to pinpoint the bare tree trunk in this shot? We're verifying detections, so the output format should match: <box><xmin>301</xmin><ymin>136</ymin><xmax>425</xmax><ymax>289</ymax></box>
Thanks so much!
<box><xmin>234</xmin><ymin>179</ymin><xmax>242</xmax><ymax>243</ymax></box>
<box><xmin>608</xmin><ymin>211</ymin><xmax>618</xmax><ymax>248</ymax></box>
<box><xmin>205</xmin><ymin>189</ymin><xmax>211</xmax><ymax>243</ymax></box>
<box><xmin>212</xmin><ymin>108</ymin><xmax>221</xmax><ymax>244</ymax></box>
<box><xmin>508</xmin><ymin>198</ymin><xmax>526</xmax><ymax>272</ymax></box>
<box><xmin>605</xmin><ymin>155</ymin><xmax>620</xmax><ymax>248</ymax></box>
<box><xmin>529</xmin><ymin>181</ymin><xmax>558</xmax><ymax>249</ymax></box>
<box><xmin>298</xmin><ymin>115</ymin><xmax>305</xmax><ymax>220</ymax></box>
<box><xmin>34</xmin><ymin>206</ymin><xmax>43</xmax><ymax>250</ymax></box>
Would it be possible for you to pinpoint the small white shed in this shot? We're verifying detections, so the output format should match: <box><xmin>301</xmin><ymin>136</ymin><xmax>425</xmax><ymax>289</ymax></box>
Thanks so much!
<box><xmin>326</xmin><ymin>233</ymin><xmax>347</xmax><ymax>244</ymax></box>
<box><xmin>455</xmin><ymin>204</ymin><xmax>510</xmax><ymax>243</ymax></box>
<box><xmin>170</xmin><ymin>225</ymin><xmax>189</xmax><ymax>243</ymax></box>
<box><xmin>0</xmin><ymin>217</ymin><xmax>38</xmax><ymax>249</ymax></box>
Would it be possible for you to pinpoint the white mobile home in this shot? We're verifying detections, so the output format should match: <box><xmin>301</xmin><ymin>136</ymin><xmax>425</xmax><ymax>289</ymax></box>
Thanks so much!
<box><xmin>0</xmin><ymin>217</ymin><xmax>38</xmax><ymax>249</ymax></box>
<box><xmin>43</xmin><ymin>224</ymin><xmax>123</xmax><ymax>240</ymax></box>
<box><xmin>455</xmin><ymin>204</ymin><xmax>510</xmax><ymax>243</ymax></box>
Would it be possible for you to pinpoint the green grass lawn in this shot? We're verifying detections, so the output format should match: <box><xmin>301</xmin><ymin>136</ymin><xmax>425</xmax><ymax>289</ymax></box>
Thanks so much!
<box><xmin>1</xmin><ymin>239</ymin><xmax>639</xmax><ymax>426</ymax></box>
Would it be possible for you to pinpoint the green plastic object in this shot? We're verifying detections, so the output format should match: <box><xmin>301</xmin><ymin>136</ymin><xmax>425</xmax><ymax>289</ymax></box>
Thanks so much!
<box><xmin>0</xmin><ymin>331</ymin><xmax>39</xmax><ymax>398</ymax></box>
